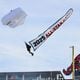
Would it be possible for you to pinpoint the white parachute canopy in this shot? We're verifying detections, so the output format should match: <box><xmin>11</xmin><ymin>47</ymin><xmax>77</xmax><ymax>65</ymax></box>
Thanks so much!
<box><xmin>1</xmin><ymin>7</ymin><xmax>27</xmax><ymax>28</ymax></box>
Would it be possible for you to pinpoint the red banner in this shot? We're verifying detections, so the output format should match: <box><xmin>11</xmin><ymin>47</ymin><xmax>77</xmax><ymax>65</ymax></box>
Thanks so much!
<box><xmin>63</xmin><ymin>54</ymin><xmax>80</xmax><ymax>75</ymax></box>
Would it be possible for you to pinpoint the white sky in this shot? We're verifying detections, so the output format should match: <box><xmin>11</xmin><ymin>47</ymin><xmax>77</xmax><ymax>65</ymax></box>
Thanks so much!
<box><xmin>0</xmin><ymin>0</ymin><xmax>80</xmax><ymax>79</ymax></box>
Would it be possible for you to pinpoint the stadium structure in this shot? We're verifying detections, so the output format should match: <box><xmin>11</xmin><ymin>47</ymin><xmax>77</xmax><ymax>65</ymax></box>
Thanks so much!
<box><xmin>0</xmin><ymin>71</ymin><xmax>65</xmax><ymax>80</ymax></box>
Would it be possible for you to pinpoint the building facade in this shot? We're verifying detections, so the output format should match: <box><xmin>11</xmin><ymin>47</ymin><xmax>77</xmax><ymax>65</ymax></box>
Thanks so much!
<box><xmin>0</xmin><ymin>71</ymin><xmax>65</xmax><ymax>80</ymax></box>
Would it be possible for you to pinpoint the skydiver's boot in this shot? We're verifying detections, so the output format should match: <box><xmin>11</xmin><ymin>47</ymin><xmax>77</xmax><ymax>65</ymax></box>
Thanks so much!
<box><xmin>30</xmin><ymin>52</ymin><xmax>34</xmax><ymax>56</ymax></box>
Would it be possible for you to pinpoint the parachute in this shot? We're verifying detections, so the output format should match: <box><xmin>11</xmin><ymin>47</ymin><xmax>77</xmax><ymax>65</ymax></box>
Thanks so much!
<box><xmin>1</xmin><ymin>7</ymin><xmax>27</xmax><ymax>28</ymax></box>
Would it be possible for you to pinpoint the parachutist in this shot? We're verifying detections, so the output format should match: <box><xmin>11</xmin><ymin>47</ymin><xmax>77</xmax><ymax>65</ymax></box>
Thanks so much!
<box><xmin>25</xmin><ymin>42</ymin><xmax>34</xmax><ymax>56</ymax></box>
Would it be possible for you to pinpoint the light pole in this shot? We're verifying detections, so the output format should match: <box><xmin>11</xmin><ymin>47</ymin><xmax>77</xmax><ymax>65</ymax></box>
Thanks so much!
<box><xmin>70</xmin><ymin>46</ymin><xmax>75</xmax><ymax>80</ymax></box>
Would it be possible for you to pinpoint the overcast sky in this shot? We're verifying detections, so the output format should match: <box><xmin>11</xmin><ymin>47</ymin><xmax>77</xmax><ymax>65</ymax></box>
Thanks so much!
<box><xmin>0</xmin><ymin>0</ymin><xmax>80</xmax><ymax>79</ymax></box>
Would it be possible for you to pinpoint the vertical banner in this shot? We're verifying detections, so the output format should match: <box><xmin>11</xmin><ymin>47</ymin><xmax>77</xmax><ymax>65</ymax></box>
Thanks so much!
<box><xmin>25</xmin><ymin>8</ymin><xmax>73</xmax><ymax>55</ymax></box>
